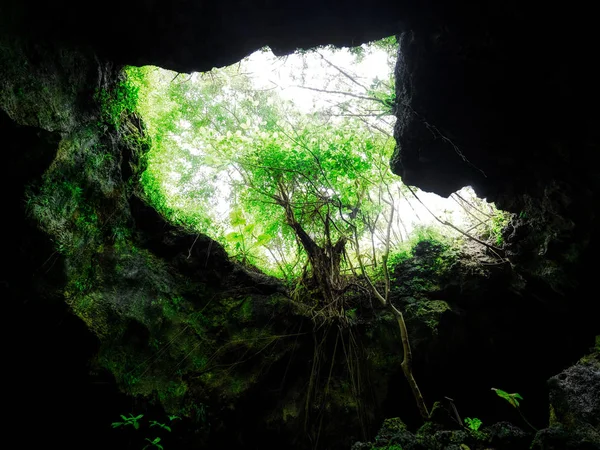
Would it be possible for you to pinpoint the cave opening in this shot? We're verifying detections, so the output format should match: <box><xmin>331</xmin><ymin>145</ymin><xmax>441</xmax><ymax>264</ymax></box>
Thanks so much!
<box><xmin>2</xmin><ymin>11</ymin><xmax>597</xmax><ymax>448</ymax></box>
<box><xmin>129</xmin><ymin>37</ymin><xmax>510</xmax><ymax>282</ymax></box>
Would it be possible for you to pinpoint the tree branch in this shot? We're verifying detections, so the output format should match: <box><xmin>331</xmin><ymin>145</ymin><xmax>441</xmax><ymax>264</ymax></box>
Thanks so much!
<box><xmin>316</xmin><ymin>51</ymin><xmax>370</xmax><ymax>92</ymax></box>
<box><xmin>292</xmin><ymin>85</ymin><xmax>390</xmax><ymax>106</ymax></box>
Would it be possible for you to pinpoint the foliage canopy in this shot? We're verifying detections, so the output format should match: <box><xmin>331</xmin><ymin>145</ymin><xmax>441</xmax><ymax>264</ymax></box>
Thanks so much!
<box><xmin>129</xmin><ymin>41</ymin><xmax>406</xmax><ymax>281</ymax></box>
<box><xmin>127</xmin><ymin>38</ymin><xmax>509</xmax><ymax>284</ymax></box>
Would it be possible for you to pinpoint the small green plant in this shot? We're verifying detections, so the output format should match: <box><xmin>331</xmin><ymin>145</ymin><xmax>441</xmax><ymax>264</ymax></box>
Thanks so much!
<box><xmin>491</xmin><ymin>388</ymin><xmax>523</xmax><ymax>408</ymax></box>
<box><xmin>489</xmin><ymin>212</ymin><xmax>510</xmax><ymax>246</ymax></box>
<box><xmin>492</xmin><ymin>388</ymin><xmax>538</xmax><ymax>432</ymax></box>
<box><xmin>345</xmin><ymin>307</ymin><xmax>358</xmax><ymax>323</ymax></box>
<box><xmin>464</xmin><ymin>417</ymin><xmax>482</xmax><ymax>432</ymax></box>
<box><xmin>143</xmin><ymin>437</ymin><xmax>164</xmax><ymax>450</ymax></box>
<box><xmin>112</xmin><ymin>413</ymin><xmax>180</xmax><ymax>449</ymax></box>
<box><xmin>111</xmin><ymin>413</ymin><xmax>144</xmax><ymax>430</ymax></box>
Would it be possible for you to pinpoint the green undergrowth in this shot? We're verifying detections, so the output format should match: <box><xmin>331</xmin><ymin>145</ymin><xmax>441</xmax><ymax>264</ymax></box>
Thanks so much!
<box><xmin>25</xmin><ymin>125</ymin><xmax>129</xmax><ymax>296</ymax></box>
<box><xmin>121</xmin><ymin>66</ymin><xmax>219</xmax><ymax>242</ymax></box>
<box><xmin>386</xmin><ymin>226</ymin><xmax>459</xmax><ymax>275</ymax></box>
<box><xmin>389</xmin><ymin>229</ymin><xmax>460</xmax><ymax>293</ymax></box>
<box><xmin>380</xmin><ymin>229</ymin><xmax>461</xmax><ymax>337</ymax></box>
<box><xmin>99</xmin><ymin>287</ymin><xmax>296</xmax><ymax>414</ymax></box>
<box><xmin>95</xmin><ymin>72</ymin><xmax>141</xmax><ymax>129</ymax></box>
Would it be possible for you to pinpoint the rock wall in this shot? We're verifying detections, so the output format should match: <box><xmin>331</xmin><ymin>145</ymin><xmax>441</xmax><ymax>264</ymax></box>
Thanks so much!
<box><xmin>2</xmin><ymin>1</ymin><xmax>599</xmax><ymax>449</ymax></box>
<box><xmin>390</xmin><ymin>5</ymin><xmax>599</xmax><ymax>303</ymax></box>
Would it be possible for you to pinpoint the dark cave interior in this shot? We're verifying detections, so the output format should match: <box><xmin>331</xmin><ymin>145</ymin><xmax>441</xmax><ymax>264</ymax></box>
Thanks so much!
<box><xmin>2</xmin><ymin>1</ymin><xmax>599</xmax><ymax>449</ymax></box>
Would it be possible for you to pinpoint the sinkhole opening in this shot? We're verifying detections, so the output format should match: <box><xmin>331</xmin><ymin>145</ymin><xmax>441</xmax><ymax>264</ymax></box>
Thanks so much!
<box><xmin>127</xmin><ymin>37</ymin><xmax>509</xmax><ymax>280</ymax></box>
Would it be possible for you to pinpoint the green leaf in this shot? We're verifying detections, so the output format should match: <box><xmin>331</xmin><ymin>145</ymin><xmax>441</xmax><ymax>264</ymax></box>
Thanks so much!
<box><xmin>143</xmin><ymin>437</ymin><xmax>163</xmax><ymax>450</ymax></box>
<box><xmin>134</xmin><ymin>421</ymin><xmax>139</xmax><ymax>430</ymax></box>
<box><xmin>492</xmin><ymin>388</ymin><xmax>523</xmax><ymax>408</ymax></box>
<box><xmin>493</xmin><ymin>388</ymin><xmax>510</xmax><ymax>400</ymax></box>
<box><xmin>256</xmin><ymin>233</ymin><xmax>272</xmax><ymax>246</ymax></box>
<box><xmin>464</xmin><ymin>417</ymin><xmax>482</xmax><ymax>431</ymax></box>
<box><xmin>150</xmin><ymin>421</ymin><xmax>171</xmax><ymax>432</ymax></box>
<box><xmin>111</xmin><ymin>422</ymin><xmax>123</xmax><ymax>428</ymax></box>
<box><xmin>229</xmin><ymin>209</ymin><xmax>246</xmax><ymax>227</ymax></box>
<box><xmin>225</xmin><ymin>232</ymin><xmax>243</xmax><ymax>243</ymax></box>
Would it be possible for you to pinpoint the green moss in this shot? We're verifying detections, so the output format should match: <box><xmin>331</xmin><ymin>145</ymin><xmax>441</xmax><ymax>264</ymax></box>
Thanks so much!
<box><xmin>368</xmin><ymin>346</ymin><xmax>401</xmax><ymax>370</ymax></box>
<box><xmin>162</xmin><ymin>301</ymin><xmax>179</xmax><ymax>321</ymax></box>
<box><xmin>389</xmin><ymin>238</ymin><xmax>460</xmax><ymax>304</ymax></box>
<box><xmin>380</xmin><ymin>417</ymin><xmax>407</xmax><ymax>434</ymax></box>
<box><xmin>467</xmin><ymin>429</ymin><xmax>488</xmax><ymax>442</ymax></box>
<box><xmin>549</xmin><ymin>404</ymin><xmax>558</xmax><ymax>427</ymax></box>
<box><xmin>230</xmin><ymin>327</ymin><xmax>275</xmax><ymax>349</ymax></box>
<box><xmin>238</xmin><ymin>297</ymin><xmax>254</xmax><ymax>322</ymax></box>
<box><xmin>190</xmin><ymin>355</ymin><xmax>208</xmax><ymax>371</ymax></box>
<box><xmin>449</xmin><ymin>430</ymin><xmax>468</xmax><ymax>443</ymax></box>
<box><xmin>282</xmin><ymin>402</ymin><xmax>300</xmax><ymax>422</ymax></box>
<box><xmin>188</xmin><ymin>310</ymin><xmax>211</xmax><ymax>331</ymax></box>
<box><xmin>200</xmin><ymin>369</ymin><xmax>255</xmax><ymax>399</ymax></box>
<box><xmin>228</xmin><ymin>377</ymin><xmax>247</xmax><ymax>396</ymax></box>
<box><xmin>577</xmin><ymin>336</ymin><xmax>600</xmax><ymax>366</ymax></box>
<box><xmin>415</xmin><ymin>422</ymin><xmax>438</xmax><ymax>448</ymax></box>
<box><xmin>71</xmin><ymin>292</ymin><xmax>110</xmax><ymax>337</ymax></box>
<box><xmin>416</xmin><ymin>421</ymin><xmax>436</xmax><ymax>437</ymax></box>
<box><xmin>94</xmin><ymin>75</ymin><xmax>140</xmax><ymax>129</ymax></box>
<box><xmin>158</xmin><ymin>381</ymin><xmax>188</xmax><ymax>409</ymax></box>
<box><xmin>327</xmin><ymin>380</ymin><xmax>358</xmax><ymax>412</ymax></box>
<box><xmin>484</xmin><ymin>211</ymin><xmax>510</xmax><ymax>246</ymax></box>
<box><xmin>407</xmin><ymin>300</ymin><xmax>451</xmax><ymax>334</ymax></box>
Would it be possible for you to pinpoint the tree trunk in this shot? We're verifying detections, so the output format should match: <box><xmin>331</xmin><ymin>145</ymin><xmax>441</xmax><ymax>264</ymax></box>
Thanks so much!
<box><xmin>279</xmin><ymin>194</ymin><xmax>346</xmax><ymax>305</ymax></box>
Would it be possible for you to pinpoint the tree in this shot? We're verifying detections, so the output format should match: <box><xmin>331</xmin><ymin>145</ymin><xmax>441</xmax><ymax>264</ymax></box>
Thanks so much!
<box><xmin>129</xmin><ymin>39</ymin><xmax>436</xmax><ymax>420</ymax></box>
<box><xmin>232</xmin><ymin>118</ymin><xmax>394</xmax><ymax>304</ymax></box>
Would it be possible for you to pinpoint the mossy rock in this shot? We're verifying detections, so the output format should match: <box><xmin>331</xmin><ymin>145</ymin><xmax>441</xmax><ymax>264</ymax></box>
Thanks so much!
<box><xmin>406</xmin><ymin>299</ymin><xmax>452</xmax><ymax>334</ymax></box>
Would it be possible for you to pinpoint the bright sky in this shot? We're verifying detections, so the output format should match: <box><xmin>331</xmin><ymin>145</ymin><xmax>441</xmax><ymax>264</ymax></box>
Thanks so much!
<box><xmin>242</xmin><ymin>47</ymin><xmax>391</xmax><ymax>114</ymax></box>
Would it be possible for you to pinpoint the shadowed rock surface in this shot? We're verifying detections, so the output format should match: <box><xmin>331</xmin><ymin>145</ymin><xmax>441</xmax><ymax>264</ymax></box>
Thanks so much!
<box><xmin>1</xmin><ymin>1</ymin><xmax>599</xmax><ymax>449</ymax></box>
